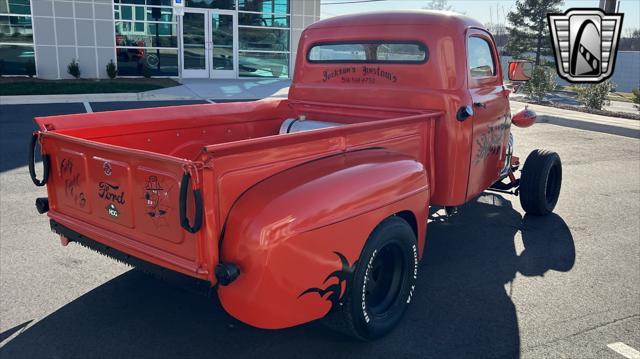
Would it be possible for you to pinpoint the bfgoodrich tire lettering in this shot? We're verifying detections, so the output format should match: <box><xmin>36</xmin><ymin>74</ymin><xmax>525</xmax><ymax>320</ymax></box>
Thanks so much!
<box><xmin>322</xmin><ymin>216</ymin><xmax>418</xmax><ymax>340</ymax></box>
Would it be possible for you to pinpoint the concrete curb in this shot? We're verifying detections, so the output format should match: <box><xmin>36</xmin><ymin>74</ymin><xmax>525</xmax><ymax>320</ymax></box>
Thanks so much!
<box><xmin>536</xmin><ymin>114</ymin><xmax>639</xmax><ymax>139</ymax></box>
<box><xmin>2</xmin><ymin>96</ymin><xmax>637</xmax><ymax>138</ymax></box>
<box><xmin>511</xmin><ymin>101</ymin><xmax>640</xmax><ymax>139</ymax></box>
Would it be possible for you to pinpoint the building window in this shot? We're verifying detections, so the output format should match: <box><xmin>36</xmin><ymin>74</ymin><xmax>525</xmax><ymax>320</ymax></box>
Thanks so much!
<box><xmin>186</xmin><ymin>0</ymin><xmax>235</xmax><ymax>10</ymax></box>
<box><xmin>0</xmin><ymin>0</ymin><xmax>35</xmax><ymax>76</ymax></box>
<box><xmin>114</xmin><ymin>0</ymin><xmax>178</xmax><ymax>76</ymax></box>
<box><xmin>238</xmin><ymin>0</ymin><xmax>290</xmax><ymax>78</ymax></box>
<box><xmin>239</xmin><ymin>51</ymin><xmax>288</xmax><ymax>78</ymax></box>
<box><xmin>238</xmin><ymin>12</ymin><xmax>288</xmax><ymax>28</ymax></box>
<box><xmin>238</xmin><ymin>0</ymin><xmax>288</xmax><ymax>14</ymax></box>
<box><xmin>239</xmin><ymin>27</ymin><xmax>288</xmax><ymax>52</ymax></box>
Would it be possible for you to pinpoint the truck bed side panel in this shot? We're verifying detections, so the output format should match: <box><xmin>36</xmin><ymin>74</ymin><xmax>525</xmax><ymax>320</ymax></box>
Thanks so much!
<box><xmin>205</xmin><ymin>111</ymin><xmax>439</xmax><ymax>228</ymax></box>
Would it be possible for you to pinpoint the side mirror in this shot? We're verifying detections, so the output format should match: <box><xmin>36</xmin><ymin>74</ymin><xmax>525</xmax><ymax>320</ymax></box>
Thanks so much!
<box><xmin>508</xmin><ymin>61</ymin><xmax>533</xmax><ymax>81</ymax></box>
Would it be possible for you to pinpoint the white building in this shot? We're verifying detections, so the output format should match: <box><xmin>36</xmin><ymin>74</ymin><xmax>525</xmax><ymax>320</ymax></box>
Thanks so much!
<box><xmin>0</xmin><ymin>0</ymin><xmax>321</xmax><ymax>79</ymax></box>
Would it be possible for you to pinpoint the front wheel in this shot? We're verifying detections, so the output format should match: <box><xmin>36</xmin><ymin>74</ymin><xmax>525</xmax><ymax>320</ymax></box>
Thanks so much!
<box><xmin>323</xmin><ymin>216</ymin><xmax>418</xmax><ymax>340</ymax></box>
<box><xmin>519</xmin><ymin>149</ymin><xmax>562</xmax><ymax>216</ymax></box>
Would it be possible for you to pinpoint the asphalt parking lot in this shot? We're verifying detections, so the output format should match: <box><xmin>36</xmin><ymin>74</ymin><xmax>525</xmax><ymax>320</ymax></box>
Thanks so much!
<box><xmin>0</xmin><ymin>101</ymin><xmax>638</xmax><ymax>359</ymax></box>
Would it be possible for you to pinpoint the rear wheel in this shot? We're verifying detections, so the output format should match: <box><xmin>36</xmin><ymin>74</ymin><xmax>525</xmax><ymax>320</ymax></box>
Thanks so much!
<box><xmin>323</xmin><ymin>216</ymin><xmax>418</xmax><ymax>340</ymax></box>
<box><xmin>519</xmin><ymin>149</ymin><xmax>562</xmax><ymax>216</ymax></box>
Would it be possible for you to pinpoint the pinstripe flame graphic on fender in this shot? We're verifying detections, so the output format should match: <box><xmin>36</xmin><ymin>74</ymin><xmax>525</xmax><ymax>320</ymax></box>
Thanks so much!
<box><xmin>298</xmin><ymin>252</ymin><xmax>358</xmax><ymax>310</ymax></box>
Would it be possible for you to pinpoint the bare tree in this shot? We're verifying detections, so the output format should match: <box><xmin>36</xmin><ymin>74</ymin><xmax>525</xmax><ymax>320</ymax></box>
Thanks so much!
<box><xmin>620</xmin><ymin>28</ymin><xmax>640</xmax><ymax>51</ymax></box>
<box><xmin>423</xmin><ymin>0</ymin><xmax>453</xmax><ymax>11</ymax></box>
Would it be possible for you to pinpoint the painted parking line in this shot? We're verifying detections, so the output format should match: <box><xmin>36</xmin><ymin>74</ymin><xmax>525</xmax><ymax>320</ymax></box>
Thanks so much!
<box><xmin>608</xmin><ymin>342</ymin><xmax>640</xmax><ymax>359</ymax></box>
<box><xmin>83</xmin><ymin>101</ymin><xmax>93</xmax><ymax>113</ymax></box>
<box><xmin>0</xmin><ymin>320</ymin><xmax>35</xmax><ymax>348</ymax></box>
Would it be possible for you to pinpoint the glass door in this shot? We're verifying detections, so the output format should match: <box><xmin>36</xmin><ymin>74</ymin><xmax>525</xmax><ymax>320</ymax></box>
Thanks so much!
<box><xmin>210</xmin><ymin>11</ymin><xmax>237</xmax><ymax>79</ymax></box>
<box><xmin>181</xmin><ymin>10</ymin><xmax>237</xmax><ymax>78</ymax></box>
<box><xmin>181</xmin><ymin>9</ymin><xmax>208</xmax><ymax>78</ymax></box>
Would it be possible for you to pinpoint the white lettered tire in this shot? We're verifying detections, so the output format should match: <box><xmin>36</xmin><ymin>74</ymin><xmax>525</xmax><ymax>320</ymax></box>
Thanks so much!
<box><xmin>323</xmin><ymin>216</ymin><xmax>418</xmax><ymax>340</ymax></box>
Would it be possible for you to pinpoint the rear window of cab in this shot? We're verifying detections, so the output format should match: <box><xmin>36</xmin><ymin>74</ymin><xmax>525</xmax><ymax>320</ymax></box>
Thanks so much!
<box><xmin>307</xmin><ymin>41</ymin><xmax>428</xmax><ymax>64</ymax></box>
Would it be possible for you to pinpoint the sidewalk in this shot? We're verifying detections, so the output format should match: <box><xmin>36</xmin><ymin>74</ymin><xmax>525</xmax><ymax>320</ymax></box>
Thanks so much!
<box><xmin>146</xmin><ymin>78</ymin><xmax>290</xmax><ymax>101</ymax></box>
<box><xmin>511</xmin><ymin>100</ymin><xmax>639</xmax><ymax>138</ymax></box>
<box><xmin>0</xmin><ymin>78</ymin><xmax>290</xmax><ymax>105</ymax></box>
<box><xmin>1</xmin><ymin>80</ymin><xmax>637</xmax><ymax>138</ymax></box>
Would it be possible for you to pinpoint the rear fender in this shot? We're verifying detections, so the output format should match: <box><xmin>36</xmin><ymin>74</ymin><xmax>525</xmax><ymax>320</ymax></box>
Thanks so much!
<box><xmin>218</xmin><ymin>149</ymin><xmax>429</xmax><ymax>329</ymax></box>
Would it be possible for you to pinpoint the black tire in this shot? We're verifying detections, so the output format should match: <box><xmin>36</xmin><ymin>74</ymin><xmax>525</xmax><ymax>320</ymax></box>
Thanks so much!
<box><xmin>323</xmin><ymin>216</ymin><xmax>418</xmax><ymax>340</ymax></box>
<box><xmin>519</xmin><ymin>149</ymin><xmax>562</xmax><ymax>216</ymax></box>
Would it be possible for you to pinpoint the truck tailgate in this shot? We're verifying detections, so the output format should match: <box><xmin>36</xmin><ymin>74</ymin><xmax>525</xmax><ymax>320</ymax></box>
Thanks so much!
<box><xmin>39</xmin><ymin>132</ymin><xmax>204</xmax><ymax>277</ymax></box>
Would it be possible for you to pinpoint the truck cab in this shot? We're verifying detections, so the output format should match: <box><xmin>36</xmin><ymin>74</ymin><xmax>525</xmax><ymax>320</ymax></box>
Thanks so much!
<box><xmin>30</xmin><ymin>11</ymin><xmax>561</xmax><ymax>340</ymax></box>
<box><xmin>290</xmin><ymin>11</ymin><xmax>513</xmax><ymax>205</ymax></box>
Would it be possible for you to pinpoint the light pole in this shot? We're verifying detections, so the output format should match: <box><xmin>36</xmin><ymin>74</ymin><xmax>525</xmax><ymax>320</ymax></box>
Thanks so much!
<box><xmin>599</xmin><ymin>0</ymin><xmax>620</xmax><ymax>13</ymax></box>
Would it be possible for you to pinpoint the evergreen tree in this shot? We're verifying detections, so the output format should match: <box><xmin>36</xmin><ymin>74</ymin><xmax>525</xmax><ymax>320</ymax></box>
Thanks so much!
<box><xmin>506</xmin><ymin>0</ymin><xmax>563</xmax><ymax>65</ymax></box>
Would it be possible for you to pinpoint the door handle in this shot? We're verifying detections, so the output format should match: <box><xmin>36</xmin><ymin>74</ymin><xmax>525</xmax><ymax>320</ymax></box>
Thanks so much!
<box><xmin>456</xmin><ymin>106</ymin><xmax>474</xmax><ymax>122</ymax></box>
<box><xmin>473</xmin><ymin>102</ymin><xmax>487</xmax><ymax>109</ymax></box>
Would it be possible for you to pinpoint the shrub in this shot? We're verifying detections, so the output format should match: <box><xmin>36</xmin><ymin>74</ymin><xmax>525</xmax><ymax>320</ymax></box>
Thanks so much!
<box><xmin>142</xmin><ymin>65</ymin><xmax>152</xmax><ymax>78</ymax></box>
<box><xmin>25</xmin><ymin>59</ymin><xmax>36</xmax><ymax>78</ymax></box>
<box><xmin>106</xmin><ymin>59</ymin><xmax>117</xmax><ymax>79</ymax></box>
<box><xmin>67</xmin><ymin>58</ymin><xmax>81</xmax><ymax>78</ymax></box>
<box><xmin>632</xmin><ymin>88</ymin><xmax>640</xmax><ymax>111</ymax></box>
<box><xmin>521</xmin><ymin>66</ymin><xmax>556</xmax><ymax>102</ymax></box>
<box><xmin>575</xmin><ymin>80</ymin><xmax>613</xmax><ymax>110</ymax></box>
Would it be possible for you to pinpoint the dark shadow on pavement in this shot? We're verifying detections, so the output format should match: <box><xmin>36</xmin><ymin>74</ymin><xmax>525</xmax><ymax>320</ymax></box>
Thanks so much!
<box><xmin>0</xmin><ymin>194</ymin><xmax>575</xmax><ymax>359</ymax></box>
<box><xmin>0</xmin><ymin>321</ymin><xmax>32</xmax><ymax>344</ymax></box>
<box><xmin>210</xmin><ymin>98</ymin><xmax>260</xmax><ymax>103</ymax></box>
<box><xmin>420</xmin><ymin>194</ymin><xmax>575</xmax><ymax>358</ymax></box>
<box><xmin>540</xmin><ymin>115</ymin><xmax>640</xmax><ymax>139</ymax></box>
<box><xmin>0</xmin><ymin>103</ymin><xmax>86</xmax><ymax>173</ymax></box>
<box><xmin>89</xmin><ymin>100</ymin><xmax>207</xmax><ymax>112</ymax></box>
<box><xmin>0</xmin><ymin>101</ymin><xmax>209</xmax><ymax>174</ymax></box>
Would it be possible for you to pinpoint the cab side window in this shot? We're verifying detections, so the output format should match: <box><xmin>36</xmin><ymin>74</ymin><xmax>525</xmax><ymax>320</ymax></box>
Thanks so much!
<box><xmin>468</xmin><ymin>36</ymin><xmax>496</xmax><ymax>78</ymax></box>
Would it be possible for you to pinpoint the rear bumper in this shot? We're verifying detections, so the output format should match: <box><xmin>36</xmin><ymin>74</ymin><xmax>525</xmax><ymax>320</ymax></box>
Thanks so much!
<box><xmin>48</xmin><ymin>212</ymin><xmax>210</xmax><ymax>283</ymax></box>
<box><xmin>50</xmin><ymin>219</ymin><xmax>212</xmax><ymax>292</ymax></box>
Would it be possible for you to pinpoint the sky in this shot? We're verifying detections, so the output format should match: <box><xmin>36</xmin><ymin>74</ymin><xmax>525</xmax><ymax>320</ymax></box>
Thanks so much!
<box><xmin>320</xmin><ymin>0</ymin><xmax>640</xmax><ymax>34</ymax></box>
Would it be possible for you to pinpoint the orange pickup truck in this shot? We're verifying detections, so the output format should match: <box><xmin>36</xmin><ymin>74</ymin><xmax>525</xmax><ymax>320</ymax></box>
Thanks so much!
<box><xmin>29</xmin><ymin>11</ymin><xmax>560</xmax><ymax>340</ymax></box>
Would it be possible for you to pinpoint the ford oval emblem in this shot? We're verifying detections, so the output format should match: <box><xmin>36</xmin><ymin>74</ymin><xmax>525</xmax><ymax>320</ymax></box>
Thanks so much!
<box><xmin>103</xmin><ymin>161</ymin><xmax>112</xmax><ymax>176</ymax></box>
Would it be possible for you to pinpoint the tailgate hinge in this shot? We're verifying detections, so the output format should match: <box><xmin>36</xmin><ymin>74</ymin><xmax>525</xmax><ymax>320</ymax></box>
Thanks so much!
<box><xmin>182</xmin><ymin>161</ymin><xmax>206</xmax><ymax>187</ymax></box>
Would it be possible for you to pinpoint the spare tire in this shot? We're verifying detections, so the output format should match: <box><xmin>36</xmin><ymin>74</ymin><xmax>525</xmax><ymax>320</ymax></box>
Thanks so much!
<box><xmin>519</xmin><ymin>149</ymin><xmax>562</xmax><ymax>216</ymax></box>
